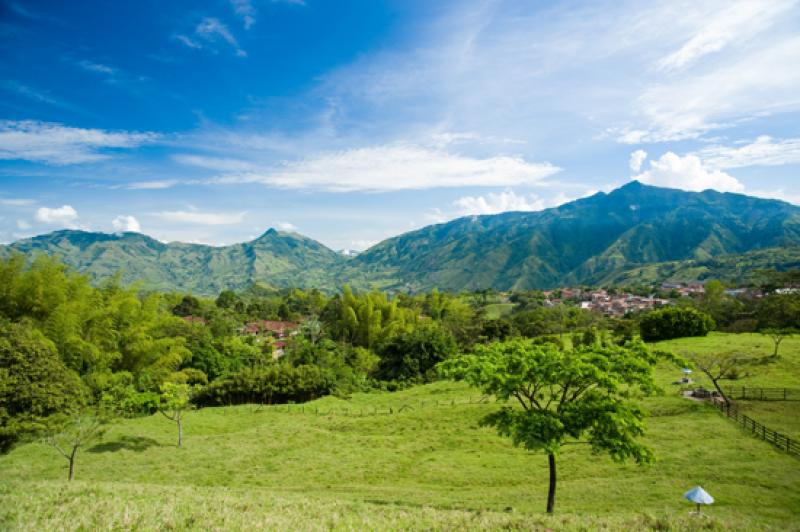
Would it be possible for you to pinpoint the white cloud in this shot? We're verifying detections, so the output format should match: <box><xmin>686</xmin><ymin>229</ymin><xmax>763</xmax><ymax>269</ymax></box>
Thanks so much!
<box><xmin>16</xmin><ymin>219</ymin><xmax>31</xmax><ymax>230</ymax></box>
<box><xmin>175</xmin><ymin>34</ymin><xmax>202</xmax><ymax>49</ymax></box>
<box><xmin>35</xmin><ymin>205</ymin><xmax>79</xmax><ymax>226</ymax></box>
<box><xmin>0</xmin><ymin>197</ymin><xmax>35</xmax><ymax>206</ymax></box>
<box><xmin>656</xmin><ymin>1</ymin><xmax>796</xmax><ymax>72</ymax></box>
<box><xmin>76</xmin><ymin>59</ymin><xmax>117</xmax><ymax>76</ymax></box>
<box><xmin>195</xmin><ymin>18</ymin><xmax>246</xmax><ymax>57</ymax></box>
<box><xmin>695</xmin><ymin>136</ymin><xmax>800</xmax><ymax>169</ymax></box>
<box><xmin>213</xmin><ymin>145</ymin><xmax>560</xmax><ymax>192</ymax></box>
<box><xmin>626</xmin><ymin>35</ymin><xmax>800</xmax><ymax>142</ymax></box>
<box><xmin>0</xmin><ymin>120</ymin><xmax>158</xmax><ymax>165</ymax></box>
<box><xmin>453</xmin><ymin>190</ymin><xmax>545</xmax><ymax>216</ymax></box>
<box><xmin>153</xmin><ymin>210</ymin><xmax>247</xmax><ymax>225</ymax></box>
<box><xmin>230</xmin><ymin>0</ymin><xmax>256</xmax><ymax>29</ymax></box>
<box><xmin>112</xmin><ymin>215</ymin><xmax>141</xmax><ymax>233</ymax></box>
<box><xmin>633</xmin><ymin>152</ymin><xmax>744</xmax><ymax>192</ymax></box>
<box><xmin>629</xmin><ymin>149</ymin><xmax>647</xmax><ymax>172</ymax></box>
<box><xmin>127</xmin><ymin>180</ymin><xmax>181</xmax><ymax>190</ymax></box>
<box><xmin>275</xmin><ymin>221</ymin><xmax>298</xmax><ymax>231</ymax></box>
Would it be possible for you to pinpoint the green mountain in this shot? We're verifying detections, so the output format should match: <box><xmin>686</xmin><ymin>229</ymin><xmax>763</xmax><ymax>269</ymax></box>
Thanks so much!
<box><xmin>0</xmin><ymin>228</ymin><xmax>346</xmax><ymax>294</ymax></box>
<box><xmin>3</xmin><ymin>182</ymin><xmax>799</xmax><ymax>293</ymax></box>
<box><xmin>351</xmin><ymin>181</ymin><xmax>800</xmax><ymax>291</ymax></box>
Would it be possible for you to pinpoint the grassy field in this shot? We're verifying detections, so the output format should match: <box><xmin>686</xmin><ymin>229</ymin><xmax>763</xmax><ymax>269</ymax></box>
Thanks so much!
<box><xmin>1</xmin><ymin>333</ymin><xmax>799</xmax><ymax>530</ymax></box>
<box><xmin>482</xmin><ymin>302</ymin><xmax>516</xmax><ymax>319</ymax></box>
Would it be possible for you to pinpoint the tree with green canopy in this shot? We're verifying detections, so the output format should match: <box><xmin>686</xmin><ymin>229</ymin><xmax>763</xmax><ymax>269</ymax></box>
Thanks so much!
<box><xmin>41</xmin><ymin>412</ymin><xmax>107</xmax><ymax>481</ymax></box>
<box><xmin>439</xmin><ymin>339</ymin><xmax>672</xmax><ymax>513</ymax></box>
<box><xmin>158</xmin><ymin>382</ymin><xmax>197</xmax><ymax>447</ymax></box>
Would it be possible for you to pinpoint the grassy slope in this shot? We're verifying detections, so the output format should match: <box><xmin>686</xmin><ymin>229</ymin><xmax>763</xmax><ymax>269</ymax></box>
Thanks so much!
<box><xmin>2</xmin><ymin>334</ymin><xmax>800</xmax><ymax>530</ymax></box>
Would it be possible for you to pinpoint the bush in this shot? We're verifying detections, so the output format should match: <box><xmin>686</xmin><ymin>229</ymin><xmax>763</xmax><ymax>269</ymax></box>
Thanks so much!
<box><xmin>376</xmin><ymin>323</ymin><xmax>457</xmax><ymax>382</ymax></box>
<box><xmin>194</xmin><ymin>364</ymin><xmax>333</xmax><ymax>407</ymax></box>
<box><xmin>639</xmin><ymin>307</ymin><xmax>715</xmax><ymax>342</ymax></box>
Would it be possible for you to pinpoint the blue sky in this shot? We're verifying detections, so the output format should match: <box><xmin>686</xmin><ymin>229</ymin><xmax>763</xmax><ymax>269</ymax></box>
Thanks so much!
<box><xmin>1</xmin><ymin>0</ymin><xmax>799</xmax><ymax>250</ymax></box>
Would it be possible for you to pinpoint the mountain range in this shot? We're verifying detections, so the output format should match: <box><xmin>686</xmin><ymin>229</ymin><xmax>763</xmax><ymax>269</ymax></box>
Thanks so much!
<box><xmin>2</xmin><ymin>182</ymin><xmax>799</xmax><ymax>294</ymax></box>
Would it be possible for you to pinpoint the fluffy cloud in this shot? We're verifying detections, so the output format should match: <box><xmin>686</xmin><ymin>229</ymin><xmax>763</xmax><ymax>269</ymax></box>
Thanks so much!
<box><xmin>453</xmin><ymin>190</ymin><xmax>545</xmax><ymax>216</ymax></box>
<box><xmin>0</xmin><ymin>120</ymin><xmax>158</xmax><ymax>165</ymax></box>
<box><xmin>629</xmin><ymin>149</ymin><xmax>647</xmax><ymax>172</ymax></box>
<box><xmin>695</xmin><ymin>136</ymin><xmax>800</xmax><ymax>169</ymax></box>
<box><xmin>213</xmin><ymin>145</ymin><xmax>560</xmax><ymax>192</ymax></box>
<box><xmin>112</xmin><ymin>215</ymin><xmax>141</xmax><ymax>233</ymax></box>
<box><xmin>153</xmin><ymin>210</ymin><xmax>247</xmax><ymax>225</ymax></box>
<box><xmin>633</xmin><ymin>152</ymin><xmax>744</xmax><ymax>192</ymax></box>
<box><xmin>275</xmin><ymin>221</ymin><xmax>298</xmax><ymax>232</ymax></box>
<box><xmin>35</xmin><ymin>205</ymin><xmax>79</xmax><ymax>225</ymax></box>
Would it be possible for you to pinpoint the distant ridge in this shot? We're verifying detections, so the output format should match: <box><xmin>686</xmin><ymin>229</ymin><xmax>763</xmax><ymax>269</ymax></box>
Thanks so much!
<box><xmin>2</xmin><ymin>182</ymin><xmax>799</xmax><ymax>294</ymax></box>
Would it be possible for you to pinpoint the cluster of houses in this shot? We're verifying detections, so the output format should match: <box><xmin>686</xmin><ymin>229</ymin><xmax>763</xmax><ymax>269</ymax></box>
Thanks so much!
<box><xmin>181</xmin><ymin>315</ymin><xmax>299</xmax><ymax>358</ymax></box>
<box><xmin>541</xmin><ymin>288</ymin><xmax>671</xmax><ymax>317</ymax></box>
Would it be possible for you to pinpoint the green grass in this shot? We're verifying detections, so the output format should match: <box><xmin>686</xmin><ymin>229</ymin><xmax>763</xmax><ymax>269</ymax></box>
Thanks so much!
<box><xmin>2</xmin><ymin>333</ymin><xmax>800</xmax><ymax>530</ymax></box>
<box><xmin>483</xmin><ymin>302</ymin><xmax>516</xmax><ymax>319</ymax></box>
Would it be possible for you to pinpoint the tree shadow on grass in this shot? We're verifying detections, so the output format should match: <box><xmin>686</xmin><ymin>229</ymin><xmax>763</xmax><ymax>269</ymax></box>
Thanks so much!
<box><xmin>88</xmin><ymin>435</ymin><xmax>165</xmax><ymax>453</ymax></box>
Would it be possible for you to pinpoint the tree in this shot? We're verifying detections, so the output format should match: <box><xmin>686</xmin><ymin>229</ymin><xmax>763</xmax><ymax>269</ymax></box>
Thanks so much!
<box><xmin>761</xmin><ymin>328</ymin><xmax>796</xmax><ymax>357</ymax></box>
<box><xmin>377</xmin><ymin>322</ymin><xmax>457</xmax><ymax>381</ymax></box>
<box><xmin>41</xmin><ymin>413</ymin><xmax>107</xmax><ymax>481</ymax></box>
<box><xmin>0</xmin><ymin>322</ymin><xmax>86</xmax><ymax>453</ymax></box>
<box><xmin>158</xmin><ymin>382</ymin><xmax>196</xmax><ymax>447</ymax></box>
<box><xmin>639</xmin><ymin>307</ymin><xmax>714</xmax><ymax>342</ymax></box>
<box><xmin>688</xmin><ymin>352</ymin><xmax>766</xmax><ymax>405</ymax></box>
<box><xmin>439</xmin><ymin>339</ymin><xmax>668</xmax><ymax>513</ymax></box>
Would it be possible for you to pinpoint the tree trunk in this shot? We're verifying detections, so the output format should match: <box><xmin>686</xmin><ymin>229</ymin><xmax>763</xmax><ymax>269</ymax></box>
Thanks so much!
<box><xmin>177</xmin><ymin>418</ymin><xmax>183</xmax><ymax>447</ymax></box>
<box><xmin>709</xmin><ymin>377</ymin><xmax>730</xmax><ymax>406</ymax></box>
<box><xmin>68</xmin><ymin>447</ymin><xmax>77</xmax><ymax>481</ymax></box>
<box><xmin>547</xmin><ymin>453</ymin><xmax>556</xmax><ymax>513</ymax></box>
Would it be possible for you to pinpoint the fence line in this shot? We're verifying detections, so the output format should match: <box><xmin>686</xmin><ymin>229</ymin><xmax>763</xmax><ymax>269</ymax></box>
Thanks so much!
<box><xmin>242</xmin><ymin>395</ymin><xmax>497</xmax><ymax>417</ymax></box>
<box><xmin>711</xmin><ymin>400</ymin><xmax>799</xmax><ymax>457</ymax></box>
<box><xmin>723</xmin><ymin>386</ymin><xmax>800</xmax><ymax>401</ymax></box>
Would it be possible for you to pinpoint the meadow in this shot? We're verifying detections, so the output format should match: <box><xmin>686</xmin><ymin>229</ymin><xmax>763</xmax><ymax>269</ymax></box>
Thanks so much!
<box><xmin>1</xmin><ymin>333</ymin><xmax>799</xmax><ymax>530</ymax></box>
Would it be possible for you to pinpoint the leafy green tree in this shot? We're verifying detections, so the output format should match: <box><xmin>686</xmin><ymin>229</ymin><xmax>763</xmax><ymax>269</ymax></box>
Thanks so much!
<box><xmin>761</xmin><ymin>328</ymin><xmax>796</xmax><ymax>357</ymax></box>
<box><xmin>0</xmin><ymin>322</ymin><xmax>86</xmax><ymax>453</ymax></box>
<box><xmin>440</xmin><ymin>339</ymin><xmax>668</xmax><ymax>513</ymax></box>
<box><xmin>639</xmin><ymin>307</ymin><xmax>714</xmax><ymax>342</ymax></box>
<box><xmin>377</xmin><ymin>322</ymin><xmax>457</xmax><ymax>381</ymax></box>
<box><xmin>41</xmin><ymin>413</ymin><xmax>107</xmax><ymax>481</ymax></box>
<box><xmin>158</xmin><ymin>382</ymin><xmax>197</xmax><ymax>447</ymax></box>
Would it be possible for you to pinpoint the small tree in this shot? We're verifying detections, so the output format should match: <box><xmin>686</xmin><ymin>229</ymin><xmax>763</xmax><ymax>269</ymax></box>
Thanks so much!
<box><xmin>689</xmin><ymin>352</ymin><xmax>764</xmax><ymax>405</ymax></box>
<box><xmin>440</xmin><ymin>339</ymin><xmax>671</xmax><ymax>513</ymax></box>
<box><xmin>41</xmin><ymin>413</ymin><xmax>107</xmax><ymax>481</ymax></box>
<box><xmin>158</xmin><ymin>382</ymin><xmax>196</xmax><ymax>447</ymax></box>
<box><xmin>761</xmin><ymin>328</ymin><xmax>796</xmax><ymax>357</ymax></box>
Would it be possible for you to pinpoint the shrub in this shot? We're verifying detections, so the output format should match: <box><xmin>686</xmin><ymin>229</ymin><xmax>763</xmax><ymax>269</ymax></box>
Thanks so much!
<box><xmin>639</xmin><ymin>307</ymin><xmax>715</xmax><ymax>342</ymax></box>
<box><xmin>194</xmin><ymin>364</ymin><xmax>333</xmax><ymax>407</ymax></box>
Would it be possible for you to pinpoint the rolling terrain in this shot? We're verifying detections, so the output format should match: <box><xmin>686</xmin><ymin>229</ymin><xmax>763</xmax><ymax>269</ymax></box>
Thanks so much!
<box><xmin>1</xmin><ymin>333</ymin><xmax>799</xmax><ymax>531</ymax></box>
<box><xmin>2</xmin><ymin>182</ymin><xmax>799</xmax><ymax>294</ymax></box>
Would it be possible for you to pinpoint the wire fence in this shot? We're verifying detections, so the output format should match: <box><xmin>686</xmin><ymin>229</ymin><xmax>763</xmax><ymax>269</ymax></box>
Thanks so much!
<box><xmin>239</xmin><ymin>395</ymin><xmax>498</xmax><ymax>417</ymax></box>
<box><xmin>723</xmin><ymin>386</ymin><xmax>800</xmax><ymax>401</ymax></box>
<box><xmin>711</xmin><ymin>400</ymin><xmax>800</xmax><ymax>457</ymax></box>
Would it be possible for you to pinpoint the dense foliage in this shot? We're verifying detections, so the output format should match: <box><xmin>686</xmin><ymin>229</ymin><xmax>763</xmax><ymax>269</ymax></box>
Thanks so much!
<box><xmin>639</xmin><ymin>307</ymin><xmax>715</xmax><ymax>342</ymax></box>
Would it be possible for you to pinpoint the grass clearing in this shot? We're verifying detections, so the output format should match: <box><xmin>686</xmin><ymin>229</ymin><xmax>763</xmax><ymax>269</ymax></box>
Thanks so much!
<box><xmin>1</xmin><ymin>333</ymin><xmax>799</xmax><ymax>530</ymax></box>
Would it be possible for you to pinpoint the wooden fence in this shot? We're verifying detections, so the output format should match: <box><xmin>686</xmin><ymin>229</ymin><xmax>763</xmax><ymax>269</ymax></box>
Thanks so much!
<box><xmin>712</xmin><ymin>400</ymin><xmax>800</xmax><ymax>457</ymax></box>
<box><xmin>724</xmin><ymin>387</ymin><xmax>800</xmax><ymax>401</ymax></box>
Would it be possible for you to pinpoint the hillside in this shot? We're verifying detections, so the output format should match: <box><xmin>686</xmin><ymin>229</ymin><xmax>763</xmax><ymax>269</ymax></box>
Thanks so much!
<box><xmin>2</xmin><ymin>335</ymin><xmax>800</xmax><ymax>530</ymax></box>
<box><xmin>0</xmin><ymin>228</ymin><xmax>348</xmax><ymax>294</ymax></box>
<box><xmin>2</xmin><ymin>182</ymin><xmax>799</xmax><ymax>293</ymax></box>
<box><xmin>599</xmin><ymin>246</ymin><xmax>800</xmax><ymax>286</ymax></box>
<box><xmin>353</xmin><ymin>181</ymin><xmax>800</xmax><ymax>291</ymax></box>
